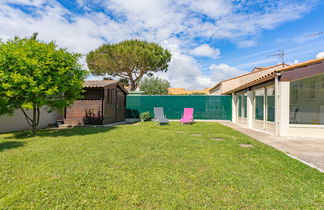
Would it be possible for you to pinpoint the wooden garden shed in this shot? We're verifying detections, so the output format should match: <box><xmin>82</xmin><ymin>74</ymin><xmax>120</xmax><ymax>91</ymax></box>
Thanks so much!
<box><xmin>64</xmin><ymin>80</ymin><xmax>128</xmax><ymax>125</ymax></box>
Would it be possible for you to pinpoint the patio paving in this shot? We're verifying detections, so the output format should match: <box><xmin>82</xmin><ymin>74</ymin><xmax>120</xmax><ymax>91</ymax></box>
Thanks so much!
<box><xmin>221</xmin><ymin>122</ymin><xmax>324</xmax><ymax>172</ymax></box>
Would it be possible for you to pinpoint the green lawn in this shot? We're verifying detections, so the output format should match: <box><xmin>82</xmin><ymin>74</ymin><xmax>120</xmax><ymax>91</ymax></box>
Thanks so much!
<box><xmin>0</xmin><ymin>122</ymin><xmax>323</xmax><ymax>209</ymax></box>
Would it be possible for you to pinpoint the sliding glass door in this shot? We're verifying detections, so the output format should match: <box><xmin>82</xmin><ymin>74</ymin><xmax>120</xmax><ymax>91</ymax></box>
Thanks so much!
<box><xmin>253</xmin><ymin>86</ymin><xmax>275</xmax><ymax>133</ymax></box>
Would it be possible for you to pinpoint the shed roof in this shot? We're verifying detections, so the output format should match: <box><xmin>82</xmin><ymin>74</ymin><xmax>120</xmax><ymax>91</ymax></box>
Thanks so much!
<box><xmin>83</xmin><ymin>80</ymin><xmax>119</xmax><ymax>88</ymax></box>
<box><xmin>83</xmin><ymin>80</ymin><xmax>128</xmax><ymax>94</ymax></box>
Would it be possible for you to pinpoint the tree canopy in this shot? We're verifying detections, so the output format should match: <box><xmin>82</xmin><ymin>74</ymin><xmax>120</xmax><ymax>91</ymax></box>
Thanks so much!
<box><xmin>86</xmin><ymin>40</ymin><xmax>171</xmax><ymax>91</ymax></box>
<box><xmin>0</xmin><ymin>35</ymin><xmax>87</xmax><ymax>133</ymax></box>
<box><xmin>139</xmin><ymin>77</ymin><xmax>170</xmax><ymax>95</ymax></box>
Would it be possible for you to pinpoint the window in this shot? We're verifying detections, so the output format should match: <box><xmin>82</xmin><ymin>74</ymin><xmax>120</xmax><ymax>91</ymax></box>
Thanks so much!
<box><xmin>291</xmin><ymin>84</ymin><xmax>298</xmax><ymax>105</ymax></box>
<box><xmin>290</xmin><ymin>74</ymin><xmax>324</xmax><ymax>124</ymax></box>
<box><xmin>243</xmin><ymin>95</ymin><xmax>247</xmax><ymax>118</ymax></box>
<box><xmin>254</xmin><ymin>89</ymin><xmax>264</xmax><ymax>121</ymax></box>
<box><xmin>308</xmin><ymin>81</ymin><xmax>316</xmax><ymax>99</ymax></box>
<box><xmin>82</xmin><ymin>88</ymin><xmax>103</xmax><ymax>100</ymax></box>
<box><xmin>237</xmin><ymin>95</ymin><xmax>242</xmax><ymax>117</ymax></box>
<box><xmin>266</xmin><ymin>87</ymin><xmax>275</xmax><ymax>122</ymax></box>
<box><xmin>237</xmin><ymin>94</ymin><xmax>247</xmax><ymax>118</ymax></box>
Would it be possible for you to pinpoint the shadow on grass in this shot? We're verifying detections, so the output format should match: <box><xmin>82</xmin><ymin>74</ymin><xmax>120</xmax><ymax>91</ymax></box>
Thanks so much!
<box><xmin>3</xmin><ymin>126</ymin><xmax>117</xmax><ymax>139</ymax></box>
<box><xmin>0</xmin><ymin>141</ymin><xmax>26</xmax><ymax>152</ymax></box>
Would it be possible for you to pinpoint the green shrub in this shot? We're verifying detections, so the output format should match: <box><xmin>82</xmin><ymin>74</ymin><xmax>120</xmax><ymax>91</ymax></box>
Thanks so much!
<box><xmin>140</xmin><ymin>112</ymin><xmax>152</xmax><ymax>121</ymax></box>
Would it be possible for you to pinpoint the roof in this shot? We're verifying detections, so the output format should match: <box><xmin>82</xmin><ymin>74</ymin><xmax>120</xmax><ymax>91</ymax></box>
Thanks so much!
<box><xmin>222</xmin><ymin>57</ymin><xmax>324</xmax><ymax>95</ymax></box>
<box><xmin>252</xmin><ymin>63</ymin><xmax>289</xmax><ymax>73</ymax></box>
<box><xmin>83</xmin><ymin>80</ymin><xmax>128</xmax><ymax>94</ymax></box>
<box><xmin>83</xmin><ymin>80</ymin><xmax>119</xmax><ymax>88</ymax></box>
<box><xmin>209</xmin><ymin>63</ymin><xmax>288</xmax><ymax>92</ymax></box>
<box><xmin>278</xmin><ymin>57</ymin><xmax>324</xmax><ymax>72</ymax></box>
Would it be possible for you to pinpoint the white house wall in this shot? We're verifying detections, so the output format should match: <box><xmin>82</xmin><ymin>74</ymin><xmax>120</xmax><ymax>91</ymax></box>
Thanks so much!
<box><xmin>220</xmin><ymin>66</ymin><xmax>285</xmax><ymax>95</ymax></box>
<box><xmin>288</xmin><ymin>125</ymin><xmax>324</xmax><ymax>137</ymax></box>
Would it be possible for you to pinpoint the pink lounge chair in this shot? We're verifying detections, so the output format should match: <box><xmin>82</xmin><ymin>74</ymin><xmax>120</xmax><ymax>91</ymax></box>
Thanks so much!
<box><xmin>180</xmin><ymin>108</ymin><xmax>194</xmax><ymax>124</ymax></box>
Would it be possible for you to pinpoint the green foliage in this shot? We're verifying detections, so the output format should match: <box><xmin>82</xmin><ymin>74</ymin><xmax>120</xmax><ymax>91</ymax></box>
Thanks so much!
<box><xmin>140</xmin><ymin>112</ymin><xmax>152</xmax><ymax>121</ymax></box>
<box><xmin>118</xmin><ymin>78</ymin><xmax>129</xmax><ymax>86</ymax></box>
<box><xmin>0</xmin><ymin>123</ymin><xmax>323</xmax><ymax>208</ymax></box>
<box><xmin>0</xmin><ymin>35</ymin><xmax>87</xmax><ymax>133</ymax></box>
<box><xmin>139</xmin><ymin>77</ymin><xmax>170</xmax><ymax>95</ymax></box>
<box><xmin>86</xmin><ymin>40</ymin><xmax>171</xmax><ymax>91</ymax></box>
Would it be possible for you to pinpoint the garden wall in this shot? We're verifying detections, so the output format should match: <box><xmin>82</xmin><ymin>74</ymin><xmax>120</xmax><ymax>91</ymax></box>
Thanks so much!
<box><xmin>0</xmin><ymin>108</ymin><xmax>61</xmax><ymax>133</ymax></box>
<box><xmin>126</xmin><ymin>95</ymin><xmax>232</xmax><ymax>120</ymax></box>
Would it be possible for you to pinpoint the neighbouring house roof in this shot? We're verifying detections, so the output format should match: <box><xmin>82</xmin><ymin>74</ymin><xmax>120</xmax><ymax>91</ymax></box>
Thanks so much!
<box><xmin>252</xmin><ymin>67</ymin><xmax>267</xmax><ymax>72</ymax></box>
<box><xmin>168</xmin><ymin>88</ymin><xmax>211</xmax><ymax>95</ymax></box>
<box><xmin>251</xmin><ymin>63</ymin><xmax>289</xmax><ymax>73</ymax></box>
<box><xmin>222</xmin><ymin>57</ymin><xmax>324</xmax><ymax>95</ymax></box>
<box><xmin>83</xmin><ymin>80</ymin><xmax>128</xmax><ymax>94</ymax></box>
<box><xmin>209</xmin><ymin>63</ymin><xmax>289</xmax><ymax>93</ymax></box>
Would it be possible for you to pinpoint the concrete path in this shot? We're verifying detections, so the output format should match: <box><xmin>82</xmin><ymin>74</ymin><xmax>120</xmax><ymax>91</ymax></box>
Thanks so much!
<box><xmin>221</xmin><ymin>122</ymin><xmax>324</xmax><ymax>172</ymax></box>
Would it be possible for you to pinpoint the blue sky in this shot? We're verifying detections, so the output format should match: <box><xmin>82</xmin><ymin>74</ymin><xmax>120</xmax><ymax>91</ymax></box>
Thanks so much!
<box><xmin>1</xmin><ymin>0</ymin><xmax>324</xmax><ymax>89</ymax></box>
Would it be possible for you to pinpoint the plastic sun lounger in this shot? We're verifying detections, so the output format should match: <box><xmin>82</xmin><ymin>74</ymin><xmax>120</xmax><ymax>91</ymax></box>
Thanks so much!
<box><xmin>180</xmin><ymin>108</ymin><xmax>194</xmax><ymax>124</ymax></box>
<box><xmin>154</xmin><ymin>107</ymin><xmax>169</xmax><ymax>125</ymax></box>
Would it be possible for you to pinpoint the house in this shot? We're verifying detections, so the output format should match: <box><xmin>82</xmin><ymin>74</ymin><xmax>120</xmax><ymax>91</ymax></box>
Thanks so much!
<box><xmin>211</xmin><ymin>57</ymin><xmax>324</xmax><ymax>138</ymax></box>
<box><xmin>64</xmin><ymin>80</ymin><xmax>128</xmax><ymax>125</ymax></box>
<box><xmin>168</xmin><ymin>88</ymin><xmax>211</xmax><ymax>95</ymax></box>
<box><xmin>209</xmin><ymin>64</ymin><xmax>289</xmax><ymax>95</ymax></box>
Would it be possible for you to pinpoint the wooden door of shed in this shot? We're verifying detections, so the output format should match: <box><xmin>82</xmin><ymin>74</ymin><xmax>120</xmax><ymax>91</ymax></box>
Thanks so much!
<box><xmin>116</xmin><ymin>88</ymin><xmax>125</xmax><ymax>122</ymax></box>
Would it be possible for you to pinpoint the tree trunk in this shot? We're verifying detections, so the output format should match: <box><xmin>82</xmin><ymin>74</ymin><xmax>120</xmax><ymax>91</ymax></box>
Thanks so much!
<box><xmin>130</xmin><ymin>80</ymin><xmax>137</xmax><ymax>91</ymax></box>
<box><xmin>32</xmin><ymin>107</ymin><xmax>37</xmax><ymax>134</ymax></box>
<box><xmin>21</xmin><ymin>105</ymin><xmax>40</xmax><ymax>135</ymax></box>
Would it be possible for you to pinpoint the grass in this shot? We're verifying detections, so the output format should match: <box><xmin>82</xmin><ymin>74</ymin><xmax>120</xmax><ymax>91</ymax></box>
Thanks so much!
<box><xmin>0</xmin><ymin>122</ymin><xmax>323</xmax><ymax>209</ymax></box>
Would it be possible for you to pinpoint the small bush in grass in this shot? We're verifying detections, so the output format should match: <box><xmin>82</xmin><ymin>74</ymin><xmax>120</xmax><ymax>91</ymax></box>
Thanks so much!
<box><xmin>140</xmin><ymin>112</ymin><xmax>152</xmax><ymax>121</ymax></box>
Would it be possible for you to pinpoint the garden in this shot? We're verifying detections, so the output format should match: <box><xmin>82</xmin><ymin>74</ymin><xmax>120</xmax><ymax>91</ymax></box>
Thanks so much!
<box><xmin>0</xmin><ymin>122</ymin><xmax>323</xmax><ymax>208</ymax></box>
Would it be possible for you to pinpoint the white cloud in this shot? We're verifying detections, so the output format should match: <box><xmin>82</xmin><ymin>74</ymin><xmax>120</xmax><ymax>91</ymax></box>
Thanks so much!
<box><xmin>0</xmin><ymin>0</ymin><xmax>318</xmax><ymax>89</ymax></box>
<box><xmin>316</xmin><ymin>51</ymin><xmax>324</xmax><ymax>58</ymax></box>
<box><xmin>189</xmin><ymin>44</ymin><xmax>220</xmax><ymax>58</ymax></box>
<box><xmin>156</xmin><ymin>51</ymin><xmax>204</xmax><ymax>89</ymax></box>
<box><xmin>208</xmin><ymin>64</ymin><xmax>247</xmax><ymax>83</ymax></box>
<box><xmin>236</xmin><ymin>40</ymin><xmax>257</xmax><ymax>48</ymax></box>
<box><xmin>188</xmin><ymin>0</ymin><xmax>232</xmax><ymax>19</ymax></box>
<box><xmin>4</xmin><ymin>0</ymin><xmax>46</xmax><ymax>6</ymax></box>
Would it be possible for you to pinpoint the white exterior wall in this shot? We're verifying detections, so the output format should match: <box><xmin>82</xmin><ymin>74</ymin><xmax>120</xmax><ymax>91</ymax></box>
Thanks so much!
<box><xmin>0</xmin><ymin>109</ymin><xmax>61</xmax><ymax>133</ymax></box>
<box><xmin>236</xmin><ymin>117</ymin><xmax>247</xmax><ymax>126</ymax></box>
<box><xmin>277</xmin><ymin>81</ymin><xmax>290</xmax><ymax>136</ymax></box>
<box><xmin>288</xmin><ymin>125</ymin><xmax>324</xmax><ymax>137</ymax></box>
<box><xmin>221</xmin><ymin>66</ymin><xmax>285</xmax><ymax>95</ymax></box>
<box><xmin>230</xmin><ymin>75</ymin><xmax>324</xmax><ymax>138</ymax></box>
<box><xmin>232</xmin><ymin>93</ymin><xmax>237</xmax><ymax>123</ymax></box>
<box><xmin>232</xmin><ymin>83</ymin><xmax>285</xmax><ymax>136</ymax></box>
<box><xmin>209</xmin><ymin>86</ymin><xmax>221</xmax><ymax>95</ymax></box>
<box><xmin>246</xmin><ymin>91</ymin><xmax>254</xmax><ymax>128</ymax></box>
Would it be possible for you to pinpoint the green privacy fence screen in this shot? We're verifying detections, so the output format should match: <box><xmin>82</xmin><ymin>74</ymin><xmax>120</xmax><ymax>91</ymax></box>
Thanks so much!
<box><xmin>126</xmin><ymin>95</ymin><xmax>232</xmax><ymax>120</ymax></box>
